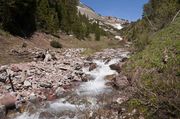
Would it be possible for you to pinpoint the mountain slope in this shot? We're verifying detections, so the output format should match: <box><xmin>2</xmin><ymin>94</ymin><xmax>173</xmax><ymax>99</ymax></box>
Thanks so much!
<box><xmin>77</xmin><ymin>2</ymin><xmax>129</xmax><ymax>32</ymax></box>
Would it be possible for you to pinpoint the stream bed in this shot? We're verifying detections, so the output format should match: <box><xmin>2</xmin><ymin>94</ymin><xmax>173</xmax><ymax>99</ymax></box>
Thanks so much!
<box><xmin>7</xmin><ymin>49</ymin><xmax>130</xmax><ymax>119</ymax></box>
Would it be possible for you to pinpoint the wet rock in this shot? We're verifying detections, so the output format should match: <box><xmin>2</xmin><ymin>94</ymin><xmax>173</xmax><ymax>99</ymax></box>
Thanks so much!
<box><xmin>89</xmin><ymin>63</ymin><xmax>97</xmax><ymax>71</ymax></box>
<box><xmin>40</xmin><ymin>82</ymin><xmax>52</xmax><ymax>88</ymax></box>
<box><xmin>109</xmin><ymin>63</ymin><xmax>122</xmax><ymax>73</ymax></box>
<box><xmin>121</xmin><ymin>57</ymin><xmax>128</xmax><ymax>62</ymax></box>
<box><xmin>81</xmin><ymin>74</ymin><xmax>93</xmax><ymax>82</ymax></box>
<box><xmin>104</xmin><ymin>57</ymin><xmax>111</xmax><ymax>64</ymax></box>
<box><xmin>0</xmin><ymin>94</ymin><xmax>16</xmax><ymax>108</ymax></box>
<box><xmin>75</xmin><ymin>65</ymin><xmax>82</xmax><ymax>70</ymax></box>
<box><xmin>74</xmin><ymin>71</ymin><xmax>84</xmax><ymax>76</ymax></box>
<box><xmin>39</xmin><ymin>111</ymin><xmax>54</xmax><ymax>119</ymax></box>
<box><xmin>86</xmin><ymin>56</ymin><xmax>93</xmax><ymax>61</ymax></box>
<box><xmin>105</xmin><ymin>74</ymin><xmax>116</xmax><ymax>81</ymax></box>
<box><xmin>0</xmin><ymin>105</ymin><xmax>6</xmax><ymax>119</ymax></box>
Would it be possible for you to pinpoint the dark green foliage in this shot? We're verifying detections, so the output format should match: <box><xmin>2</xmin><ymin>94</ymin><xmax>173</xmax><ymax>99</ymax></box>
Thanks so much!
<box><xmin>143</xmin><ymin>0</ymin><xmax>180</xmax><ymax>29</ymax></box>
<box><xmin>94</xmin><ymin>22</ymin><xmax>101</xmax><ymax>41</ymax></box>
<box><xmin>122</xmin><ymin>0</ymin><xmax>180</xmax><ymax>51</ymax></box>
<box><xmin>36</xmin><ymin>0</ymin><xmax>59</xmax><ymax>33</ymax></box>
<box><xmin>0</xmin><ymin>0</ymin><xmax>105</xmax><ymax>39</ymax></box>
<box><xmin>1</xmin><ymin>0</ymin><xmax>36</xmax><ymax>37</ymax></box>
<box><xmin>50</xmin><ymin>40</ymin><xmax>62</xmax><ymax>48</ymax></box>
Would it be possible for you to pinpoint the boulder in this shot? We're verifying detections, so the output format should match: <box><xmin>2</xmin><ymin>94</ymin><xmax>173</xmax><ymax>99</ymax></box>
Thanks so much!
<box><xmin>121</xmin><ymin>57</ymin><xmax>128</xmax><ymax>62</ymax></box>
<box><xmin>74</xmin><ymin>64</ymin><xmax>82</xmax><ymax>70</ymax></box>
<box><xmin>24</xmin><ymin>80</ymin><xmax>32</xmax><ymax>87</ymax></box>
<box><xmin>34</xmin><ymin>52</ymin><xmax>45</xmax><ymax>61</ymax></box>
<box><xmin>109</xmin><ymin>63</ymin><xmax>121</xmax><ymax>73</ymax></box>
<box><xmin>44</xmin><ymin>53</ymin><xmax>52</xmax><ymax>62</ymax></box>
<box><xmin>89</xmin><ymin>63</ymin><xmax>97</xmax><ymax>71</ymax></box>
<box><xmin>113</xmin><ymin>76</ymin><xmax>129</xmax><ymax>89</ymax></box>
<box><xmin>0</xmin><ymin>94</ymin><xmax>16</xmax><ymax>108</ymax></box>
<box><xmin>40</xmin><ymin>82</ymin><xmax>52</xmax><ymax>88</ymax></box>
<box><xmin>81</xmin><ymin>74</ymin><xmax>94</xmax><ymax>82</ymax></box>
<box><xmin>0</xmin><ymin>105</ymin><xmax>6</xmax><ymax>119</ymax></box>
<box><xmin>55</xmin><ymin>87</ymin><xmax>65</xmax><ymax>97</ymax></box>
<box><xmin>105</xmin><ymin>74</ymin><xmax>116</xmax><ymax>81</ymax></box>
<box><xmin>28</xmin><ymin>93</ymin><xmax>38</xmax><ymax>103</ymax></box>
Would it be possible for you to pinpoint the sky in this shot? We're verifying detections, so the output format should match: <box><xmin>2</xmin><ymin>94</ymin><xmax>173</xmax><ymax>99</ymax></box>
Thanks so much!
<box><xmin>80</xmin><ymin>0</ymin><xmax>149</xmax><ymax>21</ymax></box>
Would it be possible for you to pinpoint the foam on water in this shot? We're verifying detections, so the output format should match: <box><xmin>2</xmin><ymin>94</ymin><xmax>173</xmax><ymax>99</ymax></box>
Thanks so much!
<box><xmin>14</xmin><ymin>112</ymin><xmax>40</xmax><ymax>119</ymax></box>
<box><xmin>78</xmin><ymin>59</ymin><xmax>119</xmax><ymax>96</ymax></box>
<box><xmin>49</xmin><ymin>101</ymin><xmax>85</xmax><ymax>112</ymax></box>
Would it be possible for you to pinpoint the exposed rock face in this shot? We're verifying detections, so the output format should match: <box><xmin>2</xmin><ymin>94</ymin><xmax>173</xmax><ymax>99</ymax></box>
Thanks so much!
<box><xmin>77</xmin><ymin>2</ymin><xmax>129</xmax><ymax>33</ymax></box>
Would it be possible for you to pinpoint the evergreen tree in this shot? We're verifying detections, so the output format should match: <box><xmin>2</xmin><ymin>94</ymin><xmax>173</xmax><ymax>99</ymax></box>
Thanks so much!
<box><xmin>36</xmin><ymin>0</ymin><xmax>59</xmax><ymax>33</ymax></box>
<box><xmin>1</xmin><ymin>0</ymin><xmax>36</xmax><ymax>36</ymax></box>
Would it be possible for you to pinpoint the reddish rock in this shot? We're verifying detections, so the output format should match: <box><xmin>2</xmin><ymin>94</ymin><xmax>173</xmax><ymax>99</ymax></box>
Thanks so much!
<box><xmin>0</xmin><ymin>94</ymin><xmax>16</xmax><ymax>108</ymax></box>
<box><xmin>11</xmin><ymin>66</ymin><xmax>22</xmax><ymax>72</ymax></box>
<box><xmin>47</xmin><ymin>94</ymin><xmax>57</xmax><ymax>101</ymax></box>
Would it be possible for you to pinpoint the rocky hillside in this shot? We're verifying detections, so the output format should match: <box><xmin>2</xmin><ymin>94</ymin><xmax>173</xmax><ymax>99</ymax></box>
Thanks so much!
<box><xmin>77</xmin><ymin>2</ymin><xmax>129</xmax><ymax>33</ymax></box>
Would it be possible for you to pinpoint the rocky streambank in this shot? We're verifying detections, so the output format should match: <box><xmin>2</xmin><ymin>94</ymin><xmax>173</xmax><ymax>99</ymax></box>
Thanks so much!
<box><xmin>0</xmin><ymin>48</ymin><xmax>132</xmax><ymax>119</ymax></box>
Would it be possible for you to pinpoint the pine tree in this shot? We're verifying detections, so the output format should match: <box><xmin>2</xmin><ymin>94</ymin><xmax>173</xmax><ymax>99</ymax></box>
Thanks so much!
<box><xmin>36</xmin><ymin>0</ymin><xmax>59</xmax><ymax>33</ymax></box>
<box><xmin>1</xmin><ymin>0</ymin><xmax>36</xmax><ymax>36</ymax></box>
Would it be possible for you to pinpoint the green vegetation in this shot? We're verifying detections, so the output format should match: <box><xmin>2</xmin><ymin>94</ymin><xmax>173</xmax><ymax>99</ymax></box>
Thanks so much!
<box><xmin>0</xmin><ymin>0</ymin><xmax>105</xmax><ymax>39</ymax></box>
<box><xmin>122</xmin><ymin>0</ymin><xmax>180</xmax><ymax>51</ymax></box>
<box><xmin>50</xmin><ymin>40</ymin><xmax>62</xmax><ymax>48</ymax></box>
<box><xmin>121</xmin><ymin>0</ymin><xmax>180</xmax><ymax>118</ymax></box>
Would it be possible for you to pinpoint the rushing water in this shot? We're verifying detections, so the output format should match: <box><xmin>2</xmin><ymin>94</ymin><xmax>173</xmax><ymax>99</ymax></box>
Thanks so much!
<box><xmin>12</xmin><ymin>52</ymin><xmax>129</xmax><ymax>119</ymax></box>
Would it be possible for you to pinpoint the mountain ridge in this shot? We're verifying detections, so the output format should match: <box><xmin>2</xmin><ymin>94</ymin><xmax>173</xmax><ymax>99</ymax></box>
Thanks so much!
<box><xmin>77</xmin><ymin>2</ymin><xmax>129</xmax><ymax>31</ymax></box>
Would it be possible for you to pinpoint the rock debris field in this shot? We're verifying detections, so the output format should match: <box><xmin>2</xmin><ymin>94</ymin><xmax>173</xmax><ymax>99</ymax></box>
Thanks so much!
<box><xmin>0</xmin><ymin>48</ymin><xmax>131</xmax><ymax>119</ymax></box>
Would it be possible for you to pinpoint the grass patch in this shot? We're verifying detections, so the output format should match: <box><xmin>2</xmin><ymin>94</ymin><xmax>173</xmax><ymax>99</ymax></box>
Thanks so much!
<box><xmin>122</xmin><ymin>17</ymin><xmax>180</xmax><ymax>118</ymax></box>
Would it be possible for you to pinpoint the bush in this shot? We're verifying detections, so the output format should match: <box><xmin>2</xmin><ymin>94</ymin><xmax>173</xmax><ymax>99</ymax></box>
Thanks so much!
<box><xmin>50</xmin><ymin>40</ymin><xmax>62</xmax><ymax>48</ymax></box>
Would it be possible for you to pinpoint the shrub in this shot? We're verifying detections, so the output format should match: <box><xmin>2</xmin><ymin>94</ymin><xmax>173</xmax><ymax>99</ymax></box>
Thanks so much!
<box><xmin>50</xmin><ymin>40</ymin><xmax>62</xmax><ymax>48</ymax></box>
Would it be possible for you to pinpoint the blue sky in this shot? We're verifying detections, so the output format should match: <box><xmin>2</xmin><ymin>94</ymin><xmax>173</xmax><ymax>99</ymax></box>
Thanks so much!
<box><xmin>80</xmin><ymin>0</ymin><xmax>149</xmax><ymax>21</ymax></box>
